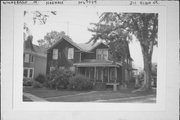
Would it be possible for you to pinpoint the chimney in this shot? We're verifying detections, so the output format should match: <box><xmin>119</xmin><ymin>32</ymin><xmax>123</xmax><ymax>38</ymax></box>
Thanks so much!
<box><xmin>24</xmin><ymin>35</ymin><xmax>34</xmax><ymax>51</ymax></box>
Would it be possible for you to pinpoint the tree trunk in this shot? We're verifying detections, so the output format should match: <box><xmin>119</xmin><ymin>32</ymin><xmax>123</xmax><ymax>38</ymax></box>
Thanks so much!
<box><xmin>133</xmin><ymin>44</ymin><xmax>153</xmax><ymax>92</ymax></box>
<box><xmin>140</xmin><ymin>53</ymin><xmax>152</xmax><ymax>91</ymax></box>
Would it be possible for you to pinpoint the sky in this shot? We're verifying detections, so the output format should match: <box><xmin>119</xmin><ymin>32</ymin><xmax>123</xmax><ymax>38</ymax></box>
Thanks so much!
<box><xmin>24</xmin><ymin>9</ymin><xmax>157</xmax><ymax>69</ymax></box>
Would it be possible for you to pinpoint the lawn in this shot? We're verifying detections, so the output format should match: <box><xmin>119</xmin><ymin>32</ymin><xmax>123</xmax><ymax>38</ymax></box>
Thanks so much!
<box><xmin>23</xmin><ymin>87</ymin><xmax>89</xmax><ymax>98</ymax></box>
<box><xmin>23</xmin><ymin>87</ymin><xmax>156</xmax><ymax>102</ymax></box>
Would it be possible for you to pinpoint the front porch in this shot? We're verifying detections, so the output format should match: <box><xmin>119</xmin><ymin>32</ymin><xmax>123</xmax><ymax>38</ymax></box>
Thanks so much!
<box><xmin>74</xmin><ymin>60</ymin><xmax>123</xmax><ymax>85</ymax></box>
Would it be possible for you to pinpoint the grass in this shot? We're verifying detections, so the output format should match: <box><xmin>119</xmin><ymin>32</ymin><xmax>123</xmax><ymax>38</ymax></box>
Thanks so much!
<box><xmin>23</xmin><ymin>86</ymin><xmax>156</xmax><ymax>102</ymax></box>
<box><xmin>23</xmin><ymin>95</ymin><xmax>33</xmax><ymax>101</ymax></box>
<box><xmin>23</xmin><ymin>87</ymin><xmax>88</xmax><ymax>98</ymax></box>
<box><xmin>48</xmin><ymin>89</ymin><xmax>155</xmax><ymax>102</ymax></box>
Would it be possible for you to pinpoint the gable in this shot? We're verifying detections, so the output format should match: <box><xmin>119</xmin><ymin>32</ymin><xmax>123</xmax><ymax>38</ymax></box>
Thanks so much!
<box><xmin>48</xmin><ymin>37</ymin><xmax>83</xmax><ymax>52</ymax></box>
<box><xmin>89</xmin><ymin>42</ymin><xmax>109</xmax><ymax>52</ymax></box>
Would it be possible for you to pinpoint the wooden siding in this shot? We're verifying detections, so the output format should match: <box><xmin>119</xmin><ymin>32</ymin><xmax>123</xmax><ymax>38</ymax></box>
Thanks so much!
<box><xmin>23</xmin><ymin>53</ymin><xmax>47</xmax><ymax>79</ymax></box>
<box><xmin>46</xmin><ymin>39</ymin><xmax>81</xmax><ymax>74</ymax></box>
<box><xmin>81</xmin><ymin>43</ymin><xmax>109</xmax><ymax>61</ymax></box>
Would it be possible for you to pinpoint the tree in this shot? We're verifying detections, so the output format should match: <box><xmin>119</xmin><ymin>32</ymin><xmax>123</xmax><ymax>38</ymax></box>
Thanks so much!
<box><xmin>24</xmin><ymin>11</ymin><xmax>57</xmax><ymax>40</ymax></box>
<box><xmin>88</xmin><ymin>13</ymin><xmax>158</xmax><ymax>91</ymax></box>
<box><xmin>37</xmin><ymin>31</ymin><xmax>70</xmax><ymax>48</ymax></box>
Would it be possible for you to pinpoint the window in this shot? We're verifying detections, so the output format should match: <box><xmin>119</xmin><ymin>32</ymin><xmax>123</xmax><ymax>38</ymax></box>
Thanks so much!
<box><xmin>96</xmin><ymin>49</ymin><xmax>108</xmax><ymax>60</ymax></box>
<box><xmin>53</xmin><ymin>49</ymin><xmax>58</xmax><ymax>60</ymax></box>
<box><xmin>50</xmin><ymin>66</ymin><xmax>56</xmax><ymax>72</ymax></box>
<box><xmin>24</xmin><ymin>54</ymin><xmax>34</xmax><ymax>63</ymax></box>
<box><xmin>59</xmin><ymin>66</ymin><xmax>65</xmax><ymax>70</ymax></box>
<box><xmin>69</xmin><ymin>66</ymin><xmax>75</xmax><ymax>72</ymax></box>
<box><xmin>23</xmin><ymin>69</ymin><xmax>28</xmax><ymax>78</ymax></box>
<box><xmin>29</xmin><ymin>69</ymin><xmax>33</xmax><ymax>78</ymax></box>
<box><xmin>68</xmin><ymin>48</ymin><xmax>74</xmax><ymax>59</ymax></box>
<box><xmin>30</xmin><ymin>55</ymin><xmax>34</xmax><ymax>62</ymax></box>
<box><xmin>24</xmin><ymin>54</ymin><xmax>30</xmax><ymax>63</ymax></box>
<box><xmin>23</xmin><ymin>68</ymin><xmax>34</xmax><ymax>78</ymax></box>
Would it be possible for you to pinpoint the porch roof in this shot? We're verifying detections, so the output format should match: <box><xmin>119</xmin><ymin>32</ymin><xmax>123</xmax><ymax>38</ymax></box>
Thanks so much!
<box><xmin>73</xmin><ymin>60</ymin><xmax>122</xmax><ymax>67</ymax></box>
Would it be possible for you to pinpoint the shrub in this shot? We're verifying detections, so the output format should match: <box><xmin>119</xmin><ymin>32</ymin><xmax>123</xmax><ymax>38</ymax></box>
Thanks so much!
<box><xmin>32</xmin><ymin>80</ymin><xmax>43</xmax><ymax>88</ymax></box>
<box><xmin>46</xmin><ymin>69</ymin><xmax>74</xmax><ymax>89</ymax></box>
<box><xmin>68</xmin><ymin>74</ymin><xmax>93</xmax><ymax>91</ymax></box>
<box><xmin>35</xmin><ymin>74</ymin><xmax>46</xmax><ymax>84</ymax></box>
<box><xmin>23</xmin><ymin>78</ymin><xmax>33</xmax><ymax>86</ymax></box>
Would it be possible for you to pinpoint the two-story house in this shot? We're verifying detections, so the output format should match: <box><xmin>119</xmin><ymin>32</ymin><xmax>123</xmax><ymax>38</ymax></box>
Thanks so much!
<box><xmin>23</xmin><ymin>35</ymin><xmax>47</xmax><ymax>80</ymax></box>
<box><xmin>46</xmin><ymin>36</ymin><xmax>133</xmax><ymax>86</ymax></box>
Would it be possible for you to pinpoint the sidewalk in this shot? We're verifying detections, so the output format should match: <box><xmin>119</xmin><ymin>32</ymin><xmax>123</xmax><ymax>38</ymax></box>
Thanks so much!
<box><xmin>94</xmin><ymin>94</ymin><xmax>156</xmax><ymax>102</ymax></box>
<box><xmin>23</xmin><ymin>93</ymin><xmax>47</xmax><ymax>102</ymax></box>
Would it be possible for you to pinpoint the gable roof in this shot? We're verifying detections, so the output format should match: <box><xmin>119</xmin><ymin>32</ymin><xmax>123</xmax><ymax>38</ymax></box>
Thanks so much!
<box><xmin>47</xmin><ymin>36</ymin><xmax>85</xmax><ymax>52</ymax></box>
<box><xmin>78</xmin><ymin>42</ymin><xmax>108</xmax><ymax>52</ymax></box>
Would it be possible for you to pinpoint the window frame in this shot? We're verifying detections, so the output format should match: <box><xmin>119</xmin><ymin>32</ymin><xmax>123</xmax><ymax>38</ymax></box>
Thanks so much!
<box><xmin>68</xmin><ymin>47</ymin><xmax>74</xmax><ymax>59</ymax></box>
<box><xmin>52</xmin><ymin>49</ymin><xmax>58</xmax><ymax>60</ymax></box>
<box><xmin>23</xmin><ymin>67</ymin><xmax>34</xmax><ymax>78</ymax></box>
<box><xmin>29</xmin><ymin>54</ymin><xmax>34</xmax><ymax>63</ymax></box>
<box><xmin>96</xmin><ymin>49</ymin><xmax>108</xmax><ymax>60</ymax></box>
<box><xmin>24</xmin><ymin>53</ymin><xmax>30</xmax><ymax>63</ymax></box>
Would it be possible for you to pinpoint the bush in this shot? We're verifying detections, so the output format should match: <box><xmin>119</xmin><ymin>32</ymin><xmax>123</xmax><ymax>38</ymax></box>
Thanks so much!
<box><xmin>23</xmin><ymin>78</ymin><xmax>33</xmax><ymax>86</ymax></box>
<box><xmin>32</xmin><ymin>80</ymin><xmax>43</xmax><ymax>88</ymax></box>
<box><xmin>68</xmin><ymin>74</ymin><xmax>93</xmax><ymax>91</ymax></box>
<box><xmin>35</xmin><ymin>74</ymin><xmax>46</xmax><ymax>84</ymax></box>
<box><xmin>46</xmin><ymin>69</ymin><xmax>74</xmax><ymax>90</ymax></box>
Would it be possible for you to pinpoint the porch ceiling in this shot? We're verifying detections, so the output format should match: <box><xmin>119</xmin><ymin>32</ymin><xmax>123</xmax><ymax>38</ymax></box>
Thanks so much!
<box><xmin>73</xmin><ymin>61</ymin><xmax>121</xmax><ymax>67</ymax></box>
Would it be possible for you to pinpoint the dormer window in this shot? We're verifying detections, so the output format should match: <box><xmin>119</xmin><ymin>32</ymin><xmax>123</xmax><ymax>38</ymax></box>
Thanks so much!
<box><xmin>53</xmin><ymin>49</ymin><xmax>58</xmax><ymax>60</ymax></box>
<box><xmin>96</xmin><ymin>49</ymin><xmax>108</xmax><ymax>60</ymax></box>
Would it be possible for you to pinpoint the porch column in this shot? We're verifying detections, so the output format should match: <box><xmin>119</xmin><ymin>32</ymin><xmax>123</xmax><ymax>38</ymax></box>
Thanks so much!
<box><xmin>108</xmin><ymin>67</ymin><xmax>109</xmax><ymax>83</ymax></box>
<box><xmin>115</xmin><ymin>67</ymin><xmax>117</xmax><ymax>83</ymax></box>
<box><xmin>94</xmin><ymin>67</ymin><xmax>96</xmax><ymax>83</ymax></box>
<box><xmin>79</xmin><ymin>52</ymin><xmax>81</xmax><ymax>62</ymax></box>
<box><xmin>102</xmin><ymin>67</ymin><xmax>104</xmax><ymax>83</ymax></box>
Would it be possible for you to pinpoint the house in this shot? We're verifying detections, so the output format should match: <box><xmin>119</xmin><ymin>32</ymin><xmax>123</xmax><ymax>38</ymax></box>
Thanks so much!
<box><xmin>23</xmin><ymin>35</ymin><xmax>47</xmax><ymax>80</ymax></box>
<box><xmin>46</xmin><ymin>36</ymin><xmax>133</xmax><ymax>87</ymax></box>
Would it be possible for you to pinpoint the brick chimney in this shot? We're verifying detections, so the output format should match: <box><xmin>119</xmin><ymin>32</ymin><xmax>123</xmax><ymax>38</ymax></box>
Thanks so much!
<box><xmin>24</xmin><ymin>35</ymin><xmax>34</xmax><ymax>51</ymax></box>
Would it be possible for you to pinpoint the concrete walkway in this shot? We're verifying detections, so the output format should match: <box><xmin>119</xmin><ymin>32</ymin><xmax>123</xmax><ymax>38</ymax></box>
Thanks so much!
<box><xmin>94</xmin><ymin>94</ymin><xmax>156</xmax><ymax>102</ymax></box>
<box><xmin>23</xmin><ymin>93</ymin><xmax>47</xmax><ymax>102</ymax></box>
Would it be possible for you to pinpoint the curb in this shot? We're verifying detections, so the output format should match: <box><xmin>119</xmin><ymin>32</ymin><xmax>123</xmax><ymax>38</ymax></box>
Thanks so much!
<box><xmin>23</xmin><ymin>93</ymin><xmax>47</xmax><ymax>102</ymax></box>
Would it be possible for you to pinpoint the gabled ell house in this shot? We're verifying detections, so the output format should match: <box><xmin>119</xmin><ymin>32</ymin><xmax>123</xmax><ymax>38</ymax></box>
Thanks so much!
<box><xmin>23</xmin><ymin>36</ymin><xmax>47</xmax><ymax>80</ymax></box>
<box><xmin>46</xmin><ymin>36</ymin><xmax>133</xmax><ymax>87</ymax></box>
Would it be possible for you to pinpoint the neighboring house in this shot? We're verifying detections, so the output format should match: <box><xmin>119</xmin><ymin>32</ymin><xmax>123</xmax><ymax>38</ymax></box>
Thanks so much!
<box><xmin>23</xmin><ymin>36</ymin><xmax>47</xmax><ymax>80</ymax></box>
<box><xmin>46</xmin><ymin>36</ymin><xmax>133</xmax><ymax>86</ymax></box>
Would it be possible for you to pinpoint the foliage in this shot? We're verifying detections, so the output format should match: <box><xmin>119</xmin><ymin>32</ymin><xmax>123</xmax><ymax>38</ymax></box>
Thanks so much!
<box><xmin>88</xmin><ymin>12</ymin><xmax>158</xmax><ymax>91</ymax></box>
<box><xmin>23</xmin><ymin>78</ymin><xmax>33</xmax><ymax>86</ymax></box>
<box><xmin>37</xmin><ymin>31</ymin><xmax>70</xmax><ymax>48</ymax></box>
<box><xmin>34</xmin><ymin>74</ymin><xmax>46</xmax><ymax>84</ymax></box>
<box><xmin>32</xmin><ymin>80</ymin><xmax>43</xmax><ymax>88</ymax></box>
<box><xmin>46</xmin><ymin>69</ymin><xmax>74</xmax><ymax>90</ymax></box>
<box><xmin>24</xmin><ymin>11</ymin><xmax>57</xmax><ymax>40</ymax></box>
<box><xmin>68</xmin><ymin>74</ymin><xmax>93</xmax><ymax>91</ymax></box>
